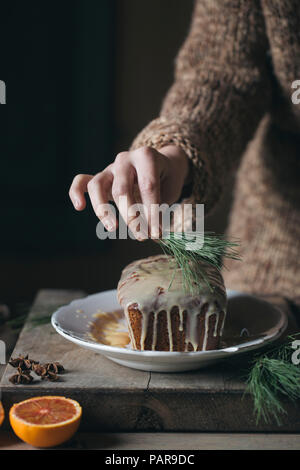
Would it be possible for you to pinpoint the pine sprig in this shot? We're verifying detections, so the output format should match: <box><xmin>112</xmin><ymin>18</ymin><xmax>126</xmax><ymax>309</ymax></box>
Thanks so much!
<box><xmin>7</xmin><ymin>314</ymin><xmax>52</xmax><ymax>331</ymax></box>
<box><xmin>158</xmin><ymin>231</ymin><xmax>240</xmax><ymax>293</ymax></box>
<box><xmin>245</xmin><ymin>334</ymin><xmax>300</xmax><ymax>425</ymax></box>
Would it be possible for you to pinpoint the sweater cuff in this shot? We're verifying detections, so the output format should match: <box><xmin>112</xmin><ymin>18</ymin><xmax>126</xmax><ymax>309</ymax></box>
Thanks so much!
<box><xmin>130</xmin><ymin>116</ymin><xmax>221</xmax><ymax>215</ymax></box>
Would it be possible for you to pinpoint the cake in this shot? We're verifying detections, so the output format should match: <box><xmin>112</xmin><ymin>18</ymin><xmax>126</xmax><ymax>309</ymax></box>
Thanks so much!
<box><xmin>117</xmin><ymin>255</ymin><xmax>227</xmax><ymax>352</ymax></box>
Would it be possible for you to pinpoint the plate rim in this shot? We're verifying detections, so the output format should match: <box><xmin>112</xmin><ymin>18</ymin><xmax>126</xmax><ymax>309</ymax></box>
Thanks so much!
<box><xmin>51</xmin><ymin>289</ymin><xmax>288</xmax><ymax>359</ymax></box>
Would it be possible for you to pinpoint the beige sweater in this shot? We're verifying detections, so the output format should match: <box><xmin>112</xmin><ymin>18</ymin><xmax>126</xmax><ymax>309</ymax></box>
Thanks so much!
<box><xmin>131</xmin><ymin>0</ymin><xmax>300</xmax><ymax>305</ymax></box>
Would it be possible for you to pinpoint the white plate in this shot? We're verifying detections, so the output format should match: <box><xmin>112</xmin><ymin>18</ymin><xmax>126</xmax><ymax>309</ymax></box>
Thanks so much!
<box><xmin>51</xmin><ymin>289</ymin><xmax>287</xmax><ymax>372</ymax></box>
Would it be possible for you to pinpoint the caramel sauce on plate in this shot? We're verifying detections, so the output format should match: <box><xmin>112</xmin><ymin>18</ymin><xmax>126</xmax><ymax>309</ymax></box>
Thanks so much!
<box><xmin>89</xmin><ymin>309</ymin><xmax>130</xmax><ymax>348</ymax></box>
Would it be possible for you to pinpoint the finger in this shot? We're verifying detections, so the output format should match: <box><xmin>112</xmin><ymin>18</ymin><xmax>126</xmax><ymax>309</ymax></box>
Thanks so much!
<box><xmin>87</xmin><ymin>169</ymin><xmax>116</xmax><ymax>231</ymax></box>
<box><xmin>133</xmin><ymin>151</ymin><xmax>161</xmax><ymax>238</ymax></box>
<box><xmin>111</xmin><ymin>161</ymin><xmax>147</xmax><ymax>240</ymax></box>
<box><xmin>69</xmin><ymin>174</ymin><xmax>93</xmax><ymax>210</ymax></box>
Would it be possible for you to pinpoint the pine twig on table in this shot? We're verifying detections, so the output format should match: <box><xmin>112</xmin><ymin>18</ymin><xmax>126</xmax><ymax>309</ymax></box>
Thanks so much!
<box><xmin>245</xmin><ymin>333</ymin><xmax>300</xmax><ymax>425</ymax></box>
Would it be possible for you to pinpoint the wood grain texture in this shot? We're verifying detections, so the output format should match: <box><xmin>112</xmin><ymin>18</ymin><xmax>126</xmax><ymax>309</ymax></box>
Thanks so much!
<box><xmin>0</xmin><ymin>431</ymin><xmax>300</xmax><ymax>450</ymax></box>
<box><xmin>1</xmin><ymin>289</ymin><xmax>300</xmax><ymax>432</ymax></box>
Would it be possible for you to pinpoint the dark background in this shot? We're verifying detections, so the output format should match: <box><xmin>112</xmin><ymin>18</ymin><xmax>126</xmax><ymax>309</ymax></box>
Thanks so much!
<box><xmin>0</xmin><ymin>0</ymin><xmax>232</xmax><ymax>309</ymax></box>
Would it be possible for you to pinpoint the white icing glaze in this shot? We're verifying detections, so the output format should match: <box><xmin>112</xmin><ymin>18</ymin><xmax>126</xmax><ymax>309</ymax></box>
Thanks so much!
<box><xmin>140</xmin><ymin>310</ymin><xmax>149</xmax><ymax>351</ymax></box>
<box><xmin>117</xmin><ymin>255</ymin><xmax>227</xmax><ymax>351</ymax></box>
<box><xmin>179</xmin><ymin>310</ymin><xmax>184</xmax><ymax>332</ymax></box>
<box><xmin>166</xmin><ymin>310</ymin><xmax>173</xmax><ymax>351</ymax></box>
<box><xmin>152</xmin><ymin>312</ymin><xmax>159</xmax><ymax>351</ymax></box>
<box><xmin>203</xmin><ymin>306</ymin><xmax>216</xmax><ymax>351</ymax></box>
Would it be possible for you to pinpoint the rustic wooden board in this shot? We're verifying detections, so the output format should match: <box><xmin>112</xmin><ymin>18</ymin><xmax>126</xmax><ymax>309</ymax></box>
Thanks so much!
<box><xmin>1</xmin><ymin>289</ymin><xmax>300</xmax><ymax>432</ymax></box>
<box><xmin>1</xmin><ymin>431</ymin><xmax>300</xmax><ymax>450</ymax></box>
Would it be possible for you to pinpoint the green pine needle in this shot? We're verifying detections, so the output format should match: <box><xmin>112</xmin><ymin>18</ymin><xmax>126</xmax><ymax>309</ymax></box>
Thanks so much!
<box><xmin>158</xmin><ymin>231</ymin><xmax>240</xmax><ymax>293</ymax></box>
<box><xmin>245</xmin><ymin>334</ymin><xmax>300</xmax><ymax>425</ymax></box>
<box><xmin>7</xmin><ymin>313</ymin><xmax>52</xmax><ymax>331</ymax></box>
<box><xmin>6</xmin><ymin>314</ymin><xmax>28</xmax><ymax>331</ymax></box>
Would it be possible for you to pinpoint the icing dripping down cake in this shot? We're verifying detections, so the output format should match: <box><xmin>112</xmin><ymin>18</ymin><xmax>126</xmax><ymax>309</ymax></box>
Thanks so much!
<box><xmin>117</xmin><ymin>255</ymin><xmax>227</xmax><ymax>352</ymax></box>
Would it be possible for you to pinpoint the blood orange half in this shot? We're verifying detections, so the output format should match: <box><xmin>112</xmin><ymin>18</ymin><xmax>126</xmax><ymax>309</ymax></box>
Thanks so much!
<box><xmin>9</xmin><ymin>396</ymin><xmax>82</xmax><ymax>447</ymax></box>
<box><xmin>0</xmin><ymin>401</ymin><xmax>4</xmax><ymax>426</ymax></box>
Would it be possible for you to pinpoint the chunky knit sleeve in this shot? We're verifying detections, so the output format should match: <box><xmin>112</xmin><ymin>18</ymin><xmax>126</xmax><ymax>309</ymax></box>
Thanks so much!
<box><xmin>130</xmin><ymin>0</ymin><xmax>272</xmax><ymax>214</ymax></box>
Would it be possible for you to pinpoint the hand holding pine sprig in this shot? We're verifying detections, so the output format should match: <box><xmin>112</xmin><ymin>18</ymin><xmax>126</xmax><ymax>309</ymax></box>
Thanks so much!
<box><xmin>157</xmin><ymin>231</ymin><xmax>241</xmax><ymax>293</ymax></box>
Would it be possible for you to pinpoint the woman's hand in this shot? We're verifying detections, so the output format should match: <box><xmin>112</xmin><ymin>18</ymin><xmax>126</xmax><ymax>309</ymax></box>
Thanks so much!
<box><xmin>69</xmin><ymin>145</ymin><xmax>190</xmax><ymax>240</ymax></box>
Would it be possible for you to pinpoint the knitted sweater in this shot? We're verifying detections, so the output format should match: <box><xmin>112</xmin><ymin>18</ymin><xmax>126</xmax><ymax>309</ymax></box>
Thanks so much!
<box><xmin>131</xmin><ymin>0</ymin><xmax>300</xmax><ymax>304</ymax></box>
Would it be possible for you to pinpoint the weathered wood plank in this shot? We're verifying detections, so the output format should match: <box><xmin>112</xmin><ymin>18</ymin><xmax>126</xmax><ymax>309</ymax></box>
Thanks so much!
<box><xmin>1</xmin><ymin>431</ymin><xmax>300</xmax><ymax>450</ymax></box>
<box><xmin>1</xmin><ymin>289</ymin><xmax>149</xmax><ymax>389</ymax></box>
<box><xmin>0</xmin><ymin>290</ymin><xmax>151</xmax><ymax>432</ymax></box>
<box><xmin>1</xmin><ymin>289</ymin><xmax>299</xmax><ymax>432</ymax></box>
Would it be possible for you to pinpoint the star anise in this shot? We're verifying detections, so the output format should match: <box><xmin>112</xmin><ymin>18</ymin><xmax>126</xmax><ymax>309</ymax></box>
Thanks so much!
<box><xmin>9</xmin><ymin>354</ymin><xmax>28</xmax><ymax>368</ymax></box>
<box><xmin>32</xmin><ymin>364</ymin><xmax>48</xmax><ymax>377</ymax></box>
<box><xmin>9</xmin><ymin>354</ymin><xmax>39</xmax><ymax>371</ymax></box>
<box><xmin>17</xmin><ymin>366</ymin><xmax>31</xmax><ymax>375</ymax></box>
<box><xmin>41</xmin><ymin>370</ymin><xmax>58</xmax><ymax>382</ymax></box>
<box><xmin>8</xmin><ymin>355</ymin><xmax>64</xmax><ymax>385</ymax></box>
<box><xmin>44</xmin><ymin>362</ymin><xmax>64</xmax><ymax>374</ymax></box>
<box><xmin>9</xmin><ymin>367</ymin><xmax>33</xmax><ymax>385</ymax></box>
<box><xmin>32</xmin><ymin>364</ymin><xmax>60</xmax><ymax>381</ymax></box>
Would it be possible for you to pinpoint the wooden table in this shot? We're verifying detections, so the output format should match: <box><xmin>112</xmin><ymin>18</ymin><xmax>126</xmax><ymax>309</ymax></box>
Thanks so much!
<box><xmin>1</xmin><ymin>430</ymin><xmax>300</xmax><ymax>450</ymax></box>
<box><xmin>0</xmin><ymin>289</ymin><xmax>300</xmax><ymax>450</ymax></box>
